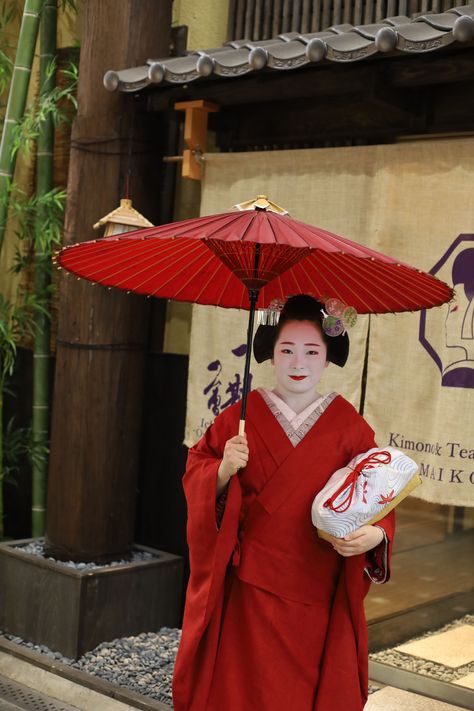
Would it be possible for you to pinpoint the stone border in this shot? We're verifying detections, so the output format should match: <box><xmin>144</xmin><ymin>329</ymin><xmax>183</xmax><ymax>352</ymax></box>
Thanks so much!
<box><xmin>0</xmin><ymin>638</ymin><xmax>171</xmax><ymax>711</ymax></box>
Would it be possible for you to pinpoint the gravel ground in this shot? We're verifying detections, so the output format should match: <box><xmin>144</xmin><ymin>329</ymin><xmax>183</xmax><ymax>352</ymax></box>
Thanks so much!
<box><xmin>0</xmin><ymin>624</ymin><xmax>383</xmax><ymax>705</ymax></box>
<box><xmin>2</xmin><ymin>616</ymin><xmax>470</xmax><ymax>704</ymax></box>
<box><xmin>13</xmin><ymin>539</ymin><xmax>154</xmax><ymax>571</ymax></box>
<box><xmin>370</xmin><ymin>614</ymin><xmax>474</xmax><ymax>683</ymax></box>
<box><xmin>0</xmin><ymin>627</ymin><xmax>180</xmax><ymax>705</ymax></box>
<box><xmin>74</xmin><ymin>629</ymin><xmax>180</xmax><ymax>703</ymax></box>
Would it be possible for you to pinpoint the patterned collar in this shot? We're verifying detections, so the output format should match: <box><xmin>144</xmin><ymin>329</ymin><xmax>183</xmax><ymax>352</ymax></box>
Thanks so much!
<box><xmin>257</xmin><ymin>388</ymin><xmax>338</xmax><ymax>447</ymax></box>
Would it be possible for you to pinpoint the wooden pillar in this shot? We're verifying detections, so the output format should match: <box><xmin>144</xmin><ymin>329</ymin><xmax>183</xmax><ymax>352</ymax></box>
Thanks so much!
<box><xmin>45</xmin><ymin>0</ymin><xmax>172</xmax><ymax>562</ymax></box>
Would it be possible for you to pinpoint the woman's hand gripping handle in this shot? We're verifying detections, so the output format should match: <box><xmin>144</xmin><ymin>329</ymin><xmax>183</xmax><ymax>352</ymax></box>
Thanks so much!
<box><xmin>216</xmin><ymin>434</ymin><xmax>249</xmax><ymax>497</ymax></box>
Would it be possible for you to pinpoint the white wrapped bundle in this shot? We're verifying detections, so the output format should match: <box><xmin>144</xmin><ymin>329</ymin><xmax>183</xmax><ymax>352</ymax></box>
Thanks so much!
<box><xmin>311</xmin><ymin>447</ymin><xmax>421</xmax><ymax>540</ymax></box>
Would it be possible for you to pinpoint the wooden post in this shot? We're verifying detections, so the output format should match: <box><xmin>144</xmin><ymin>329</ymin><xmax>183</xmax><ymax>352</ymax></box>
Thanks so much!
<box><xmin>45</xmin><ymin>0</ymin><xmax>172</xmax><ymax>562</ymax></box>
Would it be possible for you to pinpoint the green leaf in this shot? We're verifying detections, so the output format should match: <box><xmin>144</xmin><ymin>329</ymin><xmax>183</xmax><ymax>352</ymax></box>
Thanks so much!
<box><xmin>1</xmin><ymin>418</ymin><xmax>48</xmax><ymax>484</ymax></box>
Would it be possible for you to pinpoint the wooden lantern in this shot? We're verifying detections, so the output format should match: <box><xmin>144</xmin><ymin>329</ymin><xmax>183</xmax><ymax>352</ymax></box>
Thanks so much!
<box><xmin>93</xmin><ymin>197</ymin><xmax>153</xmax><ymax>236</ymax></box>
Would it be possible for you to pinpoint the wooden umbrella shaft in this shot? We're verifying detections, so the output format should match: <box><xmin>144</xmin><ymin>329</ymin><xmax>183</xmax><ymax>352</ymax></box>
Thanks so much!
<box><xmin>239</xmin><ymin>287</ymin><xmax>259</xmax><ymax>435</ymax></box>
<box><xmin>239</xmin><ymin>244</ymin><xmax>262</xmax><ymax>435</ymax></box>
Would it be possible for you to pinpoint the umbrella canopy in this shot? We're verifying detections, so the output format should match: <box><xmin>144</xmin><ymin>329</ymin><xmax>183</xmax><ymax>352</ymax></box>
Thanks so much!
<box><xmin>56</xmin><ymin>195</ymin><xmax>454</xmax><ymax>431</ymax></box>
<box><xmin>56</xmin><ymin>197</ymin><xmax>453</xmax><ymax>314</ymax></box>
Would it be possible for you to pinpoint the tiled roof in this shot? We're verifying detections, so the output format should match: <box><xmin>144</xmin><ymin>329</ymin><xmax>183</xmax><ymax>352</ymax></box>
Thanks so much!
<box><xmin>104</xmin><ymin>5</ymin><xmax>474</xmax><ymax>93</ymax></box>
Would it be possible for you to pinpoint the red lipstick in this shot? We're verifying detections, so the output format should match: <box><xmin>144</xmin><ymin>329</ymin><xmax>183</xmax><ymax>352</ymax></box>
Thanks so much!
<box><xmin>290</xmin><ymin>375</ymin><xmax>307</xmax><ymax>381</ymax></box>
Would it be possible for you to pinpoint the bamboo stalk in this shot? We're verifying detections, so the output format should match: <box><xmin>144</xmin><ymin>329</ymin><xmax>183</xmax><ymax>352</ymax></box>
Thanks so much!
<box><xmin>0</xmin><ymin>388</ymin><xmax>3</xmax><ymax>540</ymax></box>
<box><xmin>32</xmin><ymin>0</ymin><xmax>56</xmax><ymax>537</ymax></box>
<box><xmin>0</xmin><ymin>0</ymin><xmax>45</xmax><ymax>255</ymax></box>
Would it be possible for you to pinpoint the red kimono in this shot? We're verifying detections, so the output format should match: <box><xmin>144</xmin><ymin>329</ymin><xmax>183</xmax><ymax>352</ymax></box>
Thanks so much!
<box><xmin>173</xmin><ymin>390</ymin><xmax>395</xmax><ymax>711</ymax></box>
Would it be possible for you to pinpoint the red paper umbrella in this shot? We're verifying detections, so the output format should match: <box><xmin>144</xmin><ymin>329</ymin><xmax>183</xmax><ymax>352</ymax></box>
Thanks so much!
<box><xmin>56</xmin><ymin>196</ymin><xmax>453</xmax><ymax>429</ymax></box>
<box><xmin>57</xmin><ymin>197</ymin><xmax>452</xmax><ymax>312</ymax></box>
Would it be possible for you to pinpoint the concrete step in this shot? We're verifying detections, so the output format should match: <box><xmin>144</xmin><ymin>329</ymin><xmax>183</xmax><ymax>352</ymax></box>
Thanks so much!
<box><xmin>0</xmin><ymin>655</ymin><xmax>139</xmax><ymax>711</ymax></box>
<box><xmin>365</xmin><ymin>687</ymin><xmax>467</xmax><ymax>710</ymax></box>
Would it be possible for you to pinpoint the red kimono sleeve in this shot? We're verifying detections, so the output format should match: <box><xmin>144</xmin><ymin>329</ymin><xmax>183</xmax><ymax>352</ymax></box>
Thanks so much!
<box><xmin>183</xmin><ymin>410</ymin><xmax>240</xmax><ymax>578</ymax></box>
<box><xmin>184</xmin><ymin>422</ymin><xmax>224</xmax><ymax>536</ymax></box>
<box><xmin>173</xmin><ymin>408</ymin><xmax>243</xmax><ymax>711</ymax></box>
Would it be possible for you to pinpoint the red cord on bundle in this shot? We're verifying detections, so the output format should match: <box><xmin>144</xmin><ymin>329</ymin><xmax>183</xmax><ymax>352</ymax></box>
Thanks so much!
<box><xmin>323</xmin><ymin>451</ymin><xmax>392</xmax><ymax>513</ymax></box>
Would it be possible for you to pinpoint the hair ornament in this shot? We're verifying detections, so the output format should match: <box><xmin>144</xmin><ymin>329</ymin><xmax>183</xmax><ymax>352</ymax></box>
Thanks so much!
<box><xmin>321</xmin><ymin>298</ymin><xmax>357</xmax><ymax>337</ymax></box>
<box><xmin>257</xmin><ymin>298</ymin><xmax>285</xmax><ymax>326</ymax></box>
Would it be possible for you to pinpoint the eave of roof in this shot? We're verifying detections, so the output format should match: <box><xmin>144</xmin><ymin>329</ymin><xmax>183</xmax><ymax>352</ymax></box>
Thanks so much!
<box><xmin>104</xmin><ymin>5</ymin><xmax>474</xmax><ymax>94</ymax></box>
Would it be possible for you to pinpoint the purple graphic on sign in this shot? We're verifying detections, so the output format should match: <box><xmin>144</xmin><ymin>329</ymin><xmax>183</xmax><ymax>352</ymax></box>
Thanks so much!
<box><xmin>203</xmin><ymin>359</ymin><xmax>222</xmax><ymax>415</ymax></box>
<box><xmin>419</xmin><ymin>234</ymin><xmax>474</xmax><ymax>389</ymax></box>
<box><xmin>203</xmin><ymin>344</ymin><xmax>253</xmax><ymax>415</ymax></box>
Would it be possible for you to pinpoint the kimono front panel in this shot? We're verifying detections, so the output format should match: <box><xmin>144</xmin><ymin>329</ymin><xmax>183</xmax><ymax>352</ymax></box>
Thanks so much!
<box><xmin>234</xmin><ymin>392</ymin><xmax>375</xmax><ymax>606</ymax></box>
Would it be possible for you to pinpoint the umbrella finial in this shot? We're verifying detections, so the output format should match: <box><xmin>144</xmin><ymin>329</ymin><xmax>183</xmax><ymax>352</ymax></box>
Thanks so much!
<box><xmin>233</xmin><ymin>195</ymin><xmax>289</xmax><ymax>215</ymax></box>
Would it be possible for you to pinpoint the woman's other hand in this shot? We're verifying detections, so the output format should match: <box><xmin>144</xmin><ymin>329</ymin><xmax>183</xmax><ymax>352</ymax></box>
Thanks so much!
<box><xmin>327</xmin><ymin>525</ymin><xmax>384</xmax><ymax>557</ymax></box>
<box><xmin>216</xmin><ymin>435</ymin><xmax>249</xmax><ymax>495</ymax></box>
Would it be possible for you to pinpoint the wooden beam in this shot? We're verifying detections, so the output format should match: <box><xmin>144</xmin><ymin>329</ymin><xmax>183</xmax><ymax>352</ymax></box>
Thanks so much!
<box><xmin>213</xmin><ymin>91</ymin><xmax>422</xmax><ymax>150</ymax></box>
<box><xmin>149</xmin><ymin>64</ymin><xmax>378</xmax><ymax>112</ymax></box>
<box><xmin>387</xmin><ymin>48</ymin><xmax>474</xmax><ymax>87</ymax></box>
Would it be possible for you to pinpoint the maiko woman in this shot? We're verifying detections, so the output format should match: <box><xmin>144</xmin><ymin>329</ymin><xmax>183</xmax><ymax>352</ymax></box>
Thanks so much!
<box><xmin>173</xmin><ymin>295</ymin><xmax>394</xmax><ymax>711</ymax></box>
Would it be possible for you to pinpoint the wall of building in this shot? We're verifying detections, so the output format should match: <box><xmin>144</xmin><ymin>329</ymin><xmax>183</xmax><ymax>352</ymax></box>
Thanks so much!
<box><xmin>172</xmin><ymin>0</ymin><xmax>229</xmax><ymax>51</ymax></box>
<box><xmin>164</xmin><ymin>2</ymin><xmax>230</xmax><ymax>354</ymax></box>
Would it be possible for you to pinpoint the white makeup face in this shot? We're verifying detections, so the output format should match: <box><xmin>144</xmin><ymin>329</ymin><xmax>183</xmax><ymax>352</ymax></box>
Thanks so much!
<box><xmin>272</xmin><ymin>320</ymin><xmax>329</xmax><ymax>398</ymax></box>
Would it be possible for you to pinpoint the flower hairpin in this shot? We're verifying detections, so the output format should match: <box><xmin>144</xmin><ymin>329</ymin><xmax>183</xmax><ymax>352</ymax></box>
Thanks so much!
<box><xmin>320</xmin><ymin>298</ymin><xmax>357</xmax><ymax>337</ymax></box>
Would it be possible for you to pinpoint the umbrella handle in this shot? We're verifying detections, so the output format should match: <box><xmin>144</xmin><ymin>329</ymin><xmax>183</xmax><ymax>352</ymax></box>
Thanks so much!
<box><xmin>239</xmin><ymin>420</ymin><xmax>246</xmax><ymax>436</ymax></box>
